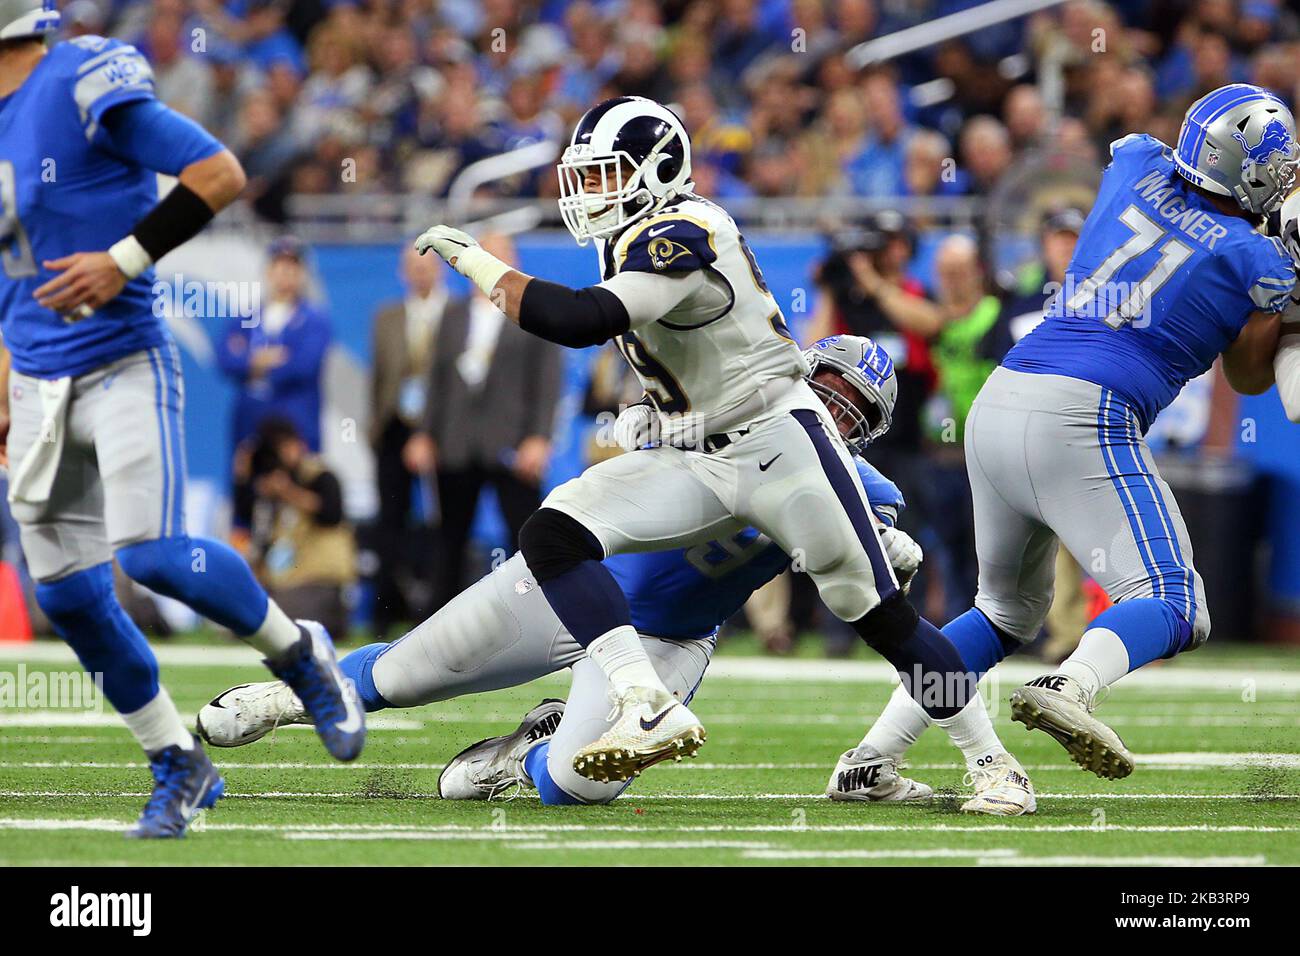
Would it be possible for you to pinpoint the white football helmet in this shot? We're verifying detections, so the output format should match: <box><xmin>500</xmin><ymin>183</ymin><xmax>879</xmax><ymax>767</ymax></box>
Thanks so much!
<box><xmin>802</xmin><ymin>335</ymin><xmax>899</xmax><ymax>452</ymax></box>
<box><xmin>0</xmin><ymin>0</ymin><xmax>58</xmax><ymax>39</ymax></box>
<box><xmin>557</xmin><ymin>95</ymin><xmax>694</xmax><ymax>246</ymax></box>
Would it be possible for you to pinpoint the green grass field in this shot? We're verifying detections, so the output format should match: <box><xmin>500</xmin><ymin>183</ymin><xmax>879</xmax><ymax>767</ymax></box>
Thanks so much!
<box><xmin>0</xmin><ymin>637</ymin><xmax>1297</xmax><ymax>866</ymax></box>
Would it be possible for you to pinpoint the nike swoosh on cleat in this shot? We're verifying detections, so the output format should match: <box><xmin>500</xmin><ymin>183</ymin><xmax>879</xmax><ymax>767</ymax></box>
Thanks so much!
<box><xmin>335</xmin><ymin>681</ymin><xmax>363</xmax><ymax>735</ymax></box>
<box><xmin>639</xmin><ymin>704</ymin><xmax>678</xmax><ymax>732</ymax></box>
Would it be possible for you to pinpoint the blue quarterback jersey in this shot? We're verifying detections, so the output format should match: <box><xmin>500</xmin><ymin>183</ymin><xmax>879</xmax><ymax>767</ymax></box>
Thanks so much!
<box><xmin>607</xmin><ymin>457</ymin><xmax>904</xmax><ymax>640</ymax></box>
<box><xmin>1004</xmin><ymin>133</ymin><xmax>1296</xmax><ymax>430</ymax></box>
<box><xmin>0</xmin><ymin>38</ymin><xmax>219</xmax><ymax>379</ymax></box>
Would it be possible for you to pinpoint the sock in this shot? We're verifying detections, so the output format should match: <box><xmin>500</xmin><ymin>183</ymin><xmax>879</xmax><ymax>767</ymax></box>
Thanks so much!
<box><xmin>121</xmin><ymin>687</ymin><xmax>194</xmax><ymax>753</ymax></box>
<box><xmin>246</xmin><ymin>599</ymin><xmax>303</xmax><ymax>661</ymax></box>
<box><xmin>587</xmin><ymin>626</ymin><xmax>668</xmax><ymax>696</ymax></box>
<box><xmin>869</xmin><ymin>612</ymin><xmax>977</xmax><ymax>720</ymax></box>
<box><xmin>933</xmin><ymin>693</ymin><xmax>1006</xmax><ymax>769</ymax></box>
<box><xmin>338</xmin><ymin>642</ymin><xmax>393</xmax><ymax>712</ymax></box>
<box><xmin>116</xmin><ymin>535</ymin><xmax>276</xmax><ymax>637</ymax></box>
<box><xmin>524</xmin><ymin>742</ymin><xmax>584</xmax><ymax>806</ymax></box>
<box><xmin>861</xmin><ymin>683</ymin><xmax>931</xmax><ymax>758</ymax></box>
<box><xmin>943</xmin><ymin>607</ymin><xmax>1019</xmax><ymax>677</ymax></box>
<box><xmin>36</xmin><ymin>564</ymin><xmax>160</xmax><ymax>714</ymax></box>
<box><xmin>1057</xmin><ymin>598</ymin><xmax>1192</xmax><ymax>696</ymax></box>
<box><xmin>535</xmin><ymin>558</ymin><xmax>633</xmax><ymax>647</ymax></box>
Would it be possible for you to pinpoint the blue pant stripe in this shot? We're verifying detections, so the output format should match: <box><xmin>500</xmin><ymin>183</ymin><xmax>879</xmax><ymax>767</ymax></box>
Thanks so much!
<box><xmin>145</xmin><ymin>349</ymin><xmax>172</xmax><ymax>538</ymax></box>
<box><xmin>1097</xmin><ymin>390</ymin><xmax>1163</xmax><ymax>600</ymax></box>
<box><xmin>790</xmin><ymin>408</ymin><xmax>898</xmax><ymax>602</ymax></box>
<box><xmin>1122</xmin><ymin>412</ymin><xmax>1195</xmax><ymax>623</ymax></box>
<box><xmin>164</xmin><ymin>342</ymin><xmax>187</xmax><ymax>535</ymax></box>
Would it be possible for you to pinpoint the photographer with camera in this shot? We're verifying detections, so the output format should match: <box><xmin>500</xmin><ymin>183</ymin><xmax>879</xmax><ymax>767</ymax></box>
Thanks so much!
<box><xmin>232</xmin><ymin>417</ymin><xmax>355</xmax><ymax>640</ymax></box>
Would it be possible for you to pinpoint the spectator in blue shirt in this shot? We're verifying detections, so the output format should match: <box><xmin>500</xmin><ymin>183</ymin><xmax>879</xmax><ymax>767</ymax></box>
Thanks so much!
<box><xmin>218</xmin><ymin>237</ymin><xmax>331</xmax><ymax>469</ymax></box>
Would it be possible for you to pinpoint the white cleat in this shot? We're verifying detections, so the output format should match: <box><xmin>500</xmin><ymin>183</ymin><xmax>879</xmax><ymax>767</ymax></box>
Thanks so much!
<box><xmin>438</xmin><ymin>699</ymin><xmax>565</xmax><ymax>800</ymax></box>
<box><xmin>1010</xmin><ymin>674</ymin><xmax>1135</xmax><ymax>780</ymax></box>
<box><xmin>571</xmin><ymin>686</ymin><xmax>706</xmax><ymax>783</ymax></box>
<box><xmin>196</xmin><ymin>681</ymin><xmax>306</xmax><ymax>748</ymax></box>
<box><xmin>961</xmin><ymin>753</ymin><xmax>1036</xmax><ymax>815</ymax></box>
<box><xmin>826</xmin><ymin>747</ymin><xmax>933</xmax><ymax>802</ymax></box>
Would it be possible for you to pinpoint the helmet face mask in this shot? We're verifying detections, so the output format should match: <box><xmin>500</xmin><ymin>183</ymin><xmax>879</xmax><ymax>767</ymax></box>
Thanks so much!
<box><xmin>556</xmin><ymin>146</ymin><xmax>654</xmax><ymax>245</ymax></box>
<box><xmin>1174</xmin><ymin>84</ymin><xmax>1300</xmax><ymax>216</ymax></box>
<box><xmin>802</xmin><ymin>335</ymin><xmax>898</xmax><ymax>453</ymax></box>
<box><xmin>557</xmin><ymin>96</ymin><xmax>693</xmax><ymax>246</ymax></box>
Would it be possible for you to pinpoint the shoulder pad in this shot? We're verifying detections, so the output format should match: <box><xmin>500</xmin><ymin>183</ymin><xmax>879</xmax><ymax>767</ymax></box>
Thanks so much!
<box><xmin>59</xmin><ymin>38</ymin><xmax>155</xmax><ymax>138</ymax></box>
<box><xmin>615</xmin><ymin>214</ymin><xmax>718</xmax><ymax>276</ymax></box>
<box><xmin>1244</xmin><ymin>234</ymin><xmax>1296</xmax><ymax>313</ymax></box>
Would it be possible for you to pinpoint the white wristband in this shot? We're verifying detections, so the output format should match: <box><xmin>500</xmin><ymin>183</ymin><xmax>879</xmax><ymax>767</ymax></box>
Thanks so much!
<box><xmin>107</xmin><ymin>235</ymin><xmax>153</xmax><ymax>280</ymax></box>
<box><xmin>454</xmin><ymin>245</ymin><xmax>512</xmax><ymax>299</ymax></box>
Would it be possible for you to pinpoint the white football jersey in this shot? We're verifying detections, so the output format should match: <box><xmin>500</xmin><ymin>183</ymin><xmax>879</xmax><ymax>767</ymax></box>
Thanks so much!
<box><xmin>595</xmin><ymin>195</ymin><xmax>808</xmax><ymax>445</ymax></box>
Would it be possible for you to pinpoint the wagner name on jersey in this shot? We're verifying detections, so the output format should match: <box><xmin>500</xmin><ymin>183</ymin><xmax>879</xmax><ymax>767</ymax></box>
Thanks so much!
<box><xmin>1005</xmin><ymin>133</ymin><xmax>1296</xmax><ymax>430</ymax></box>
<box><xmin>593</xmin><ymin>194</ymin><xmax>808</xmax><ymax>446</ymax></box>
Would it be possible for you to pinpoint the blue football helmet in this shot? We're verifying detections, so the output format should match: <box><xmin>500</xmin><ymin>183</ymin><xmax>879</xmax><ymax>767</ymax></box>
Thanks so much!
<box><xmin>1174</xmin><ymin>83</ymin><xmax>1299</xmax><ymax>216</ymax></box>
<box><xmin>802</xmin><ymin>335</ymin><xmax>898</xmax><ymax>452</ymax></box>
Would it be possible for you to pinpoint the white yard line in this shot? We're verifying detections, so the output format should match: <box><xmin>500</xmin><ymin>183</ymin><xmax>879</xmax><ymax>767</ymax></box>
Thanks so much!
<box><xmin>0</xmin><ymin>789</ymin><xmax>1295</xmax><ymax>802</ymax></box>
<box><xmin>2</xmin><ymin>642</ymin><xmax>1295</xmax><ymax>692</ymax></box>
<box><xmin>2</xmin><ymin>817</ymin><xmax>1295</xmax><ymax>836</ymax></box>
<box><xmin>3</xmin><ymin>752</ymin><xmax>1295</xmax><ymax>772</ymax></box>
<box><xmin>976</xmin><ymin>854</ymin><xmax>1267</xmax><ymax>867</ymax></box>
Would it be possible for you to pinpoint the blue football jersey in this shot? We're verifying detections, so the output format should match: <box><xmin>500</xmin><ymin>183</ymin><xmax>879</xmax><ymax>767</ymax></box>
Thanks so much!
<box><xmin>0</xmin><ymin>38</ymin><xmax>215</xmax><ymax>379</ymax></box>
<box><xmin>607</xmin><ymin>457</ymin><xmax>904</xmax><ymax>640</ymax></box>
<box><xmin>1004</xmin><ymin>133</ymin><xmax>1296</xmax><ymax>429</ymax></box>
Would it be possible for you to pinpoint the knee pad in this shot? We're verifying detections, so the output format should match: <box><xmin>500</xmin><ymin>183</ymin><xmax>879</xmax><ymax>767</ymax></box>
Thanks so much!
<box><xmin>518</xmin><ymin>508</ymin><xmax>604</xmax><ymax>583</ymax></box>
<box><xmin>116</xmin><ymin>536</ymin><xmax>192</xmax><ymax>593</ymax></box>
<box><xmin>36</xmin><ymin>562</ymin><xmax>118</xmax><ymax>629</ymax></box>
<box><xmin>851</xmin><ymin>591</ymin><xmax>920</xmax><ymax>653</ymax></box>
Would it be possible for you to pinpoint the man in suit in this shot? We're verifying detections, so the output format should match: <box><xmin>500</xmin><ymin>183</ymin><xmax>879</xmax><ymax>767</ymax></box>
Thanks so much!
<box><xmin>403</xmin><ymin>234</ymin><xmax>562</xmax><ymax>610</ymax></box>
<box><xmin>368</xmin><ymin>245</ymin><xmax>455</xmax><ymax>637</ymax></box>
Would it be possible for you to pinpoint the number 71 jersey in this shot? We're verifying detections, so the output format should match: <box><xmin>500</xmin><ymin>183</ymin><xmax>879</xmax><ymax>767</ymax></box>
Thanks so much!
<box><xmin>1004</xmin><ymin>133</ymin><xmax>1295</xmax><ymax>430</ymax></box>
<box><xmin>597</xmin><ymin>195</ymin><xmax>808</xmax><ymax>443</ymax></box>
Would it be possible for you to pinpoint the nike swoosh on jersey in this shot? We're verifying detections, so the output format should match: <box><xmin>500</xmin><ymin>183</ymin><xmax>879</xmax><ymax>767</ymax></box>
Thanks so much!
<box><xmin>647</xmin><ymin>224</ymin><xmax>675</xmax><ymax>237</ymax></box>
<box><xmin>759</xmin><ymin>454</ymin><xmax>782</xmax><ymax>471</ymax></box>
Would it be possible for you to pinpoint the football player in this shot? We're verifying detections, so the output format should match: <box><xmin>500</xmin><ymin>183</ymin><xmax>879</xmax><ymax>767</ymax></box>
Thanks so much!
<box><xmin>413</xmin><ymin>96</ymin><xmax>987</xmax><ymax>784</ymax></box>
<box><xmin>198</xmin><ymin>336</ymin><xmax>1031</xmax><ymax>813</ymax></box>
<box><xmin>852</xmin><ymin>84</ymin><xmax>1298</xmax><ymax>782</ymax></box>
<box><xmin>0</xmin><ymin>3</ymin><xmax>363</xmax><ymax>838</ymax></box>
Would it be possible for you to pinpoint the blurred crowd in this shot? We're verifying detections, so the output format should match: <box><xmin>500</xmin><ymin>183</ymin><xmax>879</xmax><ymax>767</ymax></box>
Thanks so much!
<box><xmin>11</xmin><ymin>0</ymin><xmax>1285</xmax><ymax>650</ymax></box>
<box><xmin>61</xmin><ymin>0</ymin><xmax>1300</xmax><ymax>220</ymax></box>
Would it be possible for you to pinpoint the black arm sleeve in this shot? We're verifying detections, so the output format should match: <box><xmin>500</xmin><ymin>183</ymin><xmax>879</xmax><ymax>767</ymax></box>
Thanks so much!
<box><xmin>129</xmin><ymin>182</ymin><xmax>216</xmax><ymax>262</ymax></box>
<box><xmin>518</xmin><ymin>279</ymin><xmax>631</xmax><ymax>349</ymax></box>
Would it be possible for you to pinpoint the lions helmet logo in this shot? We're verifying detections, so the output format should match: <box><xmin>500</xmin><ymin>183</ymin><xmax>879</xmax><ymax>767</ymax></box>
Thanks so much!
<box><xmin>1232</xmin><ymin>118</ymin><xmax>1293</xmax><ymax>171</ymax></box>
<box><xmin>648</xmin><ymin>236</ymin><xmax>692</xmax><ymax>271</ymax></box>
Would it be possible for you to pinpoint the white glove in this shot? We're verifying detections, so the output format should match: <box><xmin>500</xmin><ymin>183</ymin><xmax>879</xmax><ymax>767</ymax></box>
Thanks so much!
<box><xmin>413</xmin><ymin>225</ymin><xmax>510</xmax><ymax>297</ymax></box>
<box><xmin>879</xmin><ymin>526</ymin><xmax>923</xmax><ymax>592</ymax></box>
<box><xmin>612</xmin><ymin>402</ymin><xmax>659</xmax><ymax>452</ymax></box>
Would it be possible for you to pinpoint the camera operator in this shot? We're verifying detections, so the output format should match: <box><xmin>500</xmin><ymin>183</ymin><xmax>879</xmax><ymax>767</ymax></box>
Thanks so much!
<box><xmin>233</xmin><ymin>417</ymin><xmax>355</xmax><ymax>639</ymax></box>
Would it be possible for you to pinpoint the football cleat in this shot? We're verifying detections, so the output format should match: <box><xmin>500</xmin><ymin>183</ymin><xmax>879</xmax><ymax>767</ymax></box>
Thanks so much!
<box><xmin>438</xmin><ymin>699</ymin><xmax>566</xmax><ymax>800</ymax></box>
<box><xmin>960</xmin><ymin>752</ymin><xmax>1037</xmax><ymax>815</ymax></box>
<box><xmin>196</xmin><ymin>680</ymin><xmax>306</xmax><ymax>748</ymax></box>
<box><xmin>1010</xmin><ymin>674</ymin><xmax>1135</xmax><ymax>780</ymax></box>
<box><xmin>124</xmin><ymin>736</ymin><xmax>225</xmax><ymax>839</ymax></box>
<box><xmin>826</xmin><ymin>746</ymin><xmax>933</xmax><ymax>802</ymax></box>
<box><xmin>265</xmin><ymin>620</ymin><xmax>365</xmax><ymax>761</ymax></box>
<box><xmin>571</xmin><ymin>686</ymin><xmax>705</xmax><ymax>783</ymax></box>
